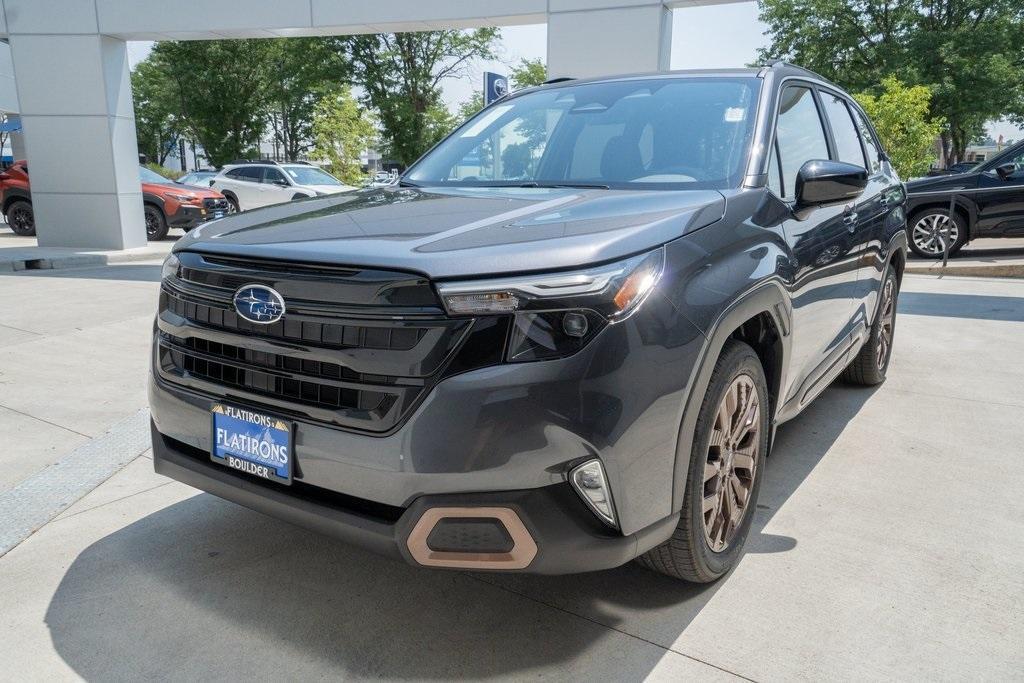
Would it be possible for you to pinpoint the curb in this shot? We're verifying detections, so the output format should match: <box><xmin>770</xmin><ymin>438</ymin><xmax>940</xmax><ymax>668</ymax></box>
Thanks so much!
<box><xmin>905</xmin><ymin>263</ymin><xmax>1024</xmax><ymax>278</ymax></box>
<box><xmin>0</xmin><ymin>246</ymin><xmax>170</xmax><ymax>272</ymax></box>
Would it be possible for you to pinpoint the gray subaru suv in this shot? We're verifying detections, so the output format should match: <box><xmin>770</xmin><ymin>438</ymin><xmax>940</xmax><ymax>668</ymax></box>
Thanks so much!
<box><xmin>150</xmin><ymin>62</ymin><xmax>907</xmax><ymax>582</ymax></box>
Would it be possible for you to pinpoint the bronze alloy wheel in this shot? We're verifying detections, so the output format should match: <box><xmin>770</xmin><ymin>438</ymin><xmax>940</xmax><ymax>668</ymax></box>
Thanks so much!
<box><xmin>876</xmin><ymin>276</ymin><xmax>896</xmax><ymax>370</ymax></box>
<box><xmin>703</xmin><ymin>374</ymin><xmax>761</xmax><ymax>553</ymax></box>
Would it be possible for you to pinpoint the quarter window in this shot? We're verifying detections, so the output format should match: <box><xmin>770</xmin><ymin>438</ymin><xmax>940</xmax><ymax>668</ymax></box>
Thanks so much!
<box><xmin>821</xmin><ymin>93</ymin><xmax>866</xmax><ymax>169</ymax></box>
<box><xmin>774</xmin><ymin>86</ymin><xmax>829</xmax><ymax>198</ymax></box>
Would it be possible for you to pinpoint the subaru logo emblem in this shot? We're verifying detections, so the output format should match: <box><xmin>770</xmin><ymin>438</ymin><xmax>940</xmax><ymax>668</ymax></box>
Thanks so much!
<box><xmin>233</xmin><ymin>284</ymin><xmax>286</xmax><ymax>324</ymax></box>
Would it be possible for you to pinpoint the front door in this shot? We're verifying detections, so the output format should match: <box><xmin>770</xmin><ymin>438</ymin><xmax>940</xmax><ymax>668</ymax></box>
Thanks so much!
<box><xmin>769</xmin><ymin>85</ymin><xmax>862</xmax><ymax>406</ymax></box>
<box><xmin>975</xmin><ymin>147</ymin><xmax>1024</xmax><ymax>237</ymax></box>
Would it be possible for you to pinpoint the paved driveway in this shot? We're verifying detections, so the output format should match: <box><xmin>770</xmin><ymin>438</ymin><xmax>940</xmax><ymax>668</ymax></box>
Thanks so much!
<box><xmin>0</xmin><ymin>271</ymin><xmax>1021</xmax><ymax>680</ymax></box>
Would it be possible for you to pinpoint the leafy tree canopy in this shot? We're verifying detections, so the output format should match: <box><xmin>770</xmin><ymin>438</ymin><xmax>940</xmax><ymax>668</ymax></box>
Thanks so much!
<box><xmin>145</xmin><ymin>40</ymin><xmax>274</xmax><ymax>166</ymax></box>
<box><xmin>343</xmin><ymin>29</ymin><xmax>500</xmax><ymax>166</ymax></box>
<box><xmin>310</xmin><ymin>87</ymin><xmax>378</xmax><ymax>185</ymax></box>
<box><xmin>854</xmin><ymin>76</ymin><xmax>945</xmax><ymax>177</ymax></box>
<box><xmin>757</xmin><ymin>0</ymin><xmax>1024</xmax><ymax>163</ymax></box>
<box><xmin>509</xmin><ymin>58</ymin><xmax>547</xmax><ymax>89</ymax></box>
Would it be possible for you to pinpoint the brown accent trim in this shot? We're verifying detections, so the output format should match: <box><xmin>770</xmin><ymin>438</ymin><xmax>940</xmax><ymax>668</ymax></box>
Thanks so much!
<box><xmin>406</xmin><ymin>507</ymin><xmax>538</xmax><ymax>570</ymax></box>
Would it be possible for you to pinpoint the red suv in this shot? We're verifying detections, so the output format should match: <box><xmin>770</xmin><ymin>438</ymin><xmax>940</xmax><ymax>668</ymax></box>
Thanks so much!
<box><xmin>0</xmin><ymin>162</ymin><xmax>230</xmax><ymax>240</ymax></box>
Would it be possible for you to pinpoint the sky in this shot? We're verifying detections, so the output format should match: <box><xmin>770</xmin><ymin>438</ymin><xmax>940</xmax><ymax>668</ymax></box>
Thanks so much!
<box><xmin>126</xmin><ymin>2</ymin><xmax>1022</xmax><ymax>141</ymax></box>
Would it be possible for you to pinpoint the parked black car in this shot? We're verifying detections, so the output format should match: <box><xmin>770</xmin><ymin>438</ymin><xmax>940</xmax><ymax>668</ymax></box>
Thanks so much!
<box><xmin>905</xmin><ymin>141</ymin><xmax>1024</xmax><ymax>258</ymax></box>
<box><xmin>150</xmin><ymin>62</ymin><xmax>907</xmax><ymax>583</ymax></box>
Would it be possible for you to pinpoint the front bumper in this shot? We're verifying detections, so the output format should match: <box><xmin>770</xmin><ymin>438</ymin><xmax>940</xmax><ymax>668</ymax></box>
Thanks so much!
<box><xmin>152</xmin><ymin>422</ymin><xmax>679</xmax><ymax>573</ymax></box>
<box><xmin>167</xmin><ymin>204</ymin><xmax>225</xmax><ymax>230</ymax></box>
<box><xmin>149</xmin><ymin>287</ymin><xmax>705</xmax><ymax>573</ymax></box>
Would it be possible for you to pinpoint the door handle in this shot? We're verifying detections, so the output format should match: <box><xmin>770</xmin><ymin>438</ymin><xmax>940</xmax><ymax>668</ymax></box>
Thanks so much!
<box><xmin>842</xmin><ymin>212</ymin><xmax>859</xmax><ymax>233</ymax></box>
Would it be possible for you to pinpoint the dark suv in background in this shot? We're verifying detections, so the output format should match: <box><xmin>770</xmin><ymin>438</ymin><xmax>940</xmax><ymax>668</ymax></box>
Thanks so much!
<box><xmin>905</xmin><ymin>140</ymin><xmax>1024</xmax><ymax>257</ymax></box>
<box><xmin>151</xmin><ymin>62</ymin><xmax>907</xmax><ymax>582</ymax></box>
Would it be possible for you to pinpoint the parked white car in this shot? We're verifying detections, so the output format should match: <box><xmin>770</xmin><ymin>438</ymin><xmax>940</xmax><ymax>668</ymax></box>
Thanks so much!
<box><xmin>210</xmin><ymin>161</ymin><xmax>355</xmax><ymax>211</ymax></box>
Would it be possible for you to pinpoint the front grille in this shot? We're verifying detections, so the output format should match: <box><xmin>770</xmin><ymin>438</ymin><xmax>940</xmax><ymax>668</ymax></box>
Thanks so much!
<box><xmin>155</xmin><ymin>251</ymin><xmax>485</xmax><ymax>434</ymax></box>
<box><xmin>203</xmin><ymin>197</ymin><xmax>229</xmax><ymax>211</ymax></box>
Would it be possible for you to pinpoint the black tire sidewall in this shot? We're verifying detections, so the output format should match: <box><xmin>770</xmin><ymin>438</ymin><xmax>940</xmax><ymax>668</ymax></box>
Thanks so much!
<box><xmin>144</xmin><ymin>205</ymin><xmax>168</xmax><ymax>240</ymax></box>
<box><xmin>873</xmin><ymin>267</ymin><xmax>900</xmax><ymax>377</ymax></box>
<box><xmin>7</xmin><ymin>200</ymin><xmax>35</xmax><ymax>236</ymax></box>
<box><xmin>907</xmin><ymin>209</ymin><xmax>966</xmax><ymax>259</ymax></box>
<box><xmin>682</xmin><ymin>341</ymin><xmax>769</xmax><ymax>580</ymax></box>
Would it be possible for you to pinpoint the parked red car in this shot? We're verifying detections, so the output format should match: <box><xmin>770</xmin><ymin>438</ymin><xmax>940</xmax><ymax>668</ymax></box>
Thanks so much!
<box><xmin>0</xmin><ymin>161</ymin><xmax>230</xmax><ymax>240</ymax></box>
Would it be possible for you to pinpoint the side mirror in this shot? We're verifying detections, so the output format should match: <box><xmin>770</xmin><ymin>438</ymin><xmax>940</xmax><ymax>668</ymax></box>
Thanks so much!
<box><xmin>794</xmin><ymin>160</ymin><xmax>868</xmax><ymax>219</ymax></box>
<box><xmin>995</xmin><ymin>163</ymin><xmax>1016</xmax><ymax>180</ymax></box>
<box><xmin>274</xmin><ymin>178</ymin><xmax>289</xmax><ymax>187</ymax></box>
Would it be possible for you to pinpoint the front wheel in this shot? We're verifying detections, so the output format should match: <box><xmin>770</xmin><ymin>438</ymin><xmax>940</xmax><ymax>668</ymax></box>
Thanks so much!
<box><xmin>144</xmin><ymin>204</ymin><xmax>169</xmax><ymax>241</ymax></box>
<box><xmin>843</xmin><ymin>266</ymin><xmax>899</xmax><ymax>385</ymax></box>
<box><xmin>637</xmin><ymin>339</ymin><xmax>768</xmax><ymax>583</ymax></box>
<box><xmin>908</xmin><ymin>209</ymin><xmax>966</xmax><ymax>258</ymax></box>
<box><xmin>6</xmin><ymin>200</ymin><xmax>35</xmax><ymax>236</ymax></box>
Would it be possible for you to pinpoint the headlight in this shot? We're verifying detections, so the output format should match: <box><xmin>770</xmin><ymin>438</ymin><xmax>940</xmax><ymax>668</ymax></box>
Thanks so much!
<box><xmin>167</xmin><ymin>192</ymin><xmax>198</xmax><ymax>203</ymax></box>
<box><xmin>437</xmin><ymin>248</ymin><xmax>664</xmax><ymax>362</ymax></box>
<box><xmin>161</xmin><ymin>253</ymin><xmax>180</xmax><ymax>281</ymax></box>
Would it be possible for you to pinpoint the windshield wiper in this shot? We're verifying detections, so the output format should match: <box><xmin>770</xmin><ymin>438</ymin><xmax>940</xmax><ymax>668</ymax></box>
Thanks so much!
<box><xmin>517</xmin><ymin>181</ymin><xmax>611</xmax><ymax>190</ymax></box>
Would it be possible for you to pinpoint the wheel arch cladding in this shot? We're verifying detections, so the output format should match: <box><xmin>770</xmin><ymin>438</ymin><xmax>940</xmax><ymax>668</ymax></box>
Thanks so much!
<box><xmin>670</xmin><ymin>282</ymin><xmax>790</xmax><ymax>513</ymax></box>
<box><xmin>2</xmin><ymin>187</ymin><xmax>31</xmax><ymax>214</ymax></box>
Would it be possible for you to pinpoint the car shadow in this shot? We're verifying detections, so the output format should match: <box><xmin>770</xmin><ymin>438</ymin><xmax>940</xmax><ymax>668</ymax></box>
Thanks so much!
<box><xmin>43</xmin><ymin>382</ymin><xmax>877</xmax><ymax>680</ymax></box>
<box><xmin>898</xmin><ymin>291</ymin><xmax>1024</xmax><ymax>322</ymax></box>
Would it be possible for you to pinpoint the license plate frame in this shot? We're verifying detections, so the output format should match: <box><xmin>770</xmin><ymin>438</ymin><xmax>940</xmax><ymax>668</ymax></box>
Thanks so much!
<box><xmin>211</xmin><ymin>404</ymin><xmax>293</xmax><ymax>485</ymax></box>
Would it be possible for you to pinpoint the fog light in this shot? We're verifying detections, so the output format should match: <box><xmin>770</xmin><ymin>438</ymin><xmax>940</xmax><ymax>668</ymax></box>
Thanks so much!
<box><xmin>570</xmin><ymin>459</ymin><xmax>617</xmax><ymax>528</ymax></box>
<box><xmin>562</xmin><ymin>311</ymin><xmax>589</xmax><ymax>338</ymax></box>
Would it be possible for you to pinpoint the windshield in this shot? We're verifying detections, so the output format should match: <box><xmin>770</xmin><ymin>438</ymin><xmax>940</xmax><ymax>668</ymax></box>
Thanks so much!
<box><xmin>138</xmin><ymin>166</ymin><xmax>172</xmax><ymax>184</ymax></box>
<box><xmin>407</xmin><ymin>77</ymin><xmax>760</xmax><ymax>191</ymax></box>
<box><xmin>283</xmin><ymin>166</ymin><xmax>343</xmax><ymax>186</ymax></box>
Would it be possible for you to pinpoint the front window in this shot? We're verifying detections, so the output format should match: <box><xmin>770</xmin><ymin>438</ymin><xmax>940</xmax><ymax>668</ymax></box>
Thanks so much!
<box><xmin>406</xmin><ymin>77</ymin><xmax>761</xmax><ymax>191</ymax></box>
<box><xmin>283</xmin><ymin>166</ymin><xmax>343</xmax><ymax>186</ymax></box>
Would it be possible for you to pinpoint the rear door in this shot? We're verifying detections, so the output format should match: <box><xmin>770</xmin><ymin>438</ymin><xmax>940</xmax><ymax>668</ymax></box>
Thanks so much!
<box><xmin>770</xmin><ymin>84</ymin><xmax>862</xmax><ymax>407</ymax></box>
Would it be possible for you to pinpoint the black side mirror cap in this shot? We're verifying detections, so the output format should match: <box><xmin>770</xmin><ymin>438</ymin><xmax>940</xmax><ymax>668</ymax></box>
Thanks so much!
<box><xmin>793</xmin><ymin>159</ymin><xmax>868</xmax><ymax>219</ymax></box>
<box><xmin>995</xmin><ymin>163</ymin><xmax>1015</xmax><ymax>180</ymax></box>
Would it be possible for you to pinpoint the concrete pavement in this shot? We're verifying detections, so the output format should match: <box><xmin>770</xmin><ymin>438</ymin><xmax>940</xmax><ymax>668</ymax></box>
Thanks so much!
<box><xmin>0</xmin><ymin>265</ymin><xmax>1022</xmax><ymax>680</ymax></box>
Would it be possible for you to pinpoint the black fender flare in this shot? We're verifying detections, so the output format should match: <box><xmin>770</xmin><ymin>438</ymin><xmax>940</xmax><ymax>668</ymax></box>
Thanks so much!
<box><xmin>669</xmin><ymin>280</ymin><xmax>792</xmax><ymax>512</ymax></box>
<box><xmin>2</xmin><ymin>187</ymin><xmax>31</xmax><ymax>214</ymax></box>
<box><xmin>142</xmin><ymin>192</ymin><xmax>166</xmax><ymax>216</ymax></box>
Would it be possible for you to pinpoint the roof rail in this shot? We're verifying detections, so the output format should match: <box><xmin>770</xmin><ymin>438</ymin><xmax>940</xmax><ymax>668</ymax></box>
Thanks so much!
<box><xmin>227</xmin><ymin>159</ymin><xmax>280</xmax><ymax>166</ymax></box>
<box><xmin>543</xmin><ymin>77</ymin><xmax>575</xmax><ymax>85</ymax></box>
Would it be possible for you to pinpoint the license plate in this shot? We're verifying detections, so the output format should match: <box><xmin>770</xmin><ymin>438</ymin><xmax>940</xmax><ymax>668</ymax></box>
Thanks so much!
<box><xmin>214</xmin><ymin>211</ymin><xmax>224</xmax><ymax>219</ymax></box>
<box><xmin>211</xmin><ymin>404</ymin><xmax>292</xmax><ymax>484</ymax></box>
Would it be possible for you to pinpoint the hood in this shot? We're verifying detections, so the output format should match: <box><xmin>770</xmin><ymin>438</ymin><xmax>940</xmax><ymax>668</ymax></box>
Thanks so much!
<box><xmin>905</xmin><ymin>172</ymin><xmax>980</xmax><ymax>195</ymax></box>
<box><xmin>175</xmin><ymin>185</ymin><xmax>725</xmax><ymax>279</ymax></box>
<box><xmin>144</xmin><ymin>181</ymin><xmax>224</xmax><ymax>199</ymax></box>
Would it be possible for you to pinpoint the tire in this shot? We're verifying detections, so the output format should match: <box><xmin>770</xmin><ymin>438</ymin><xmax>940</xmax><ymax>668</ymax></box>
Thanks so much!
<box><xmin>907</xmin><ymin>208</ymin><xmax>967</xmax><ymax>259</ymax></box>
<box><xmin>843</xmin><ymin>266</ymin><xmax>899</xmax><ymax>385</ymax></box>
<box><xmin>224</xmin><ymin>193</ymin><xmax>240</xmax><ymax>213</ymax></box>
<box><xmin>637</xmin><ymin>339</ymin><xmax>769</xmax><ymax>583</ymax></box>
<box><xmin>144</xmin><ymin>204</ymin><xmax>169</xmax><ymax>241</ymax></box>
<box><xmin>6</xmin><ymin>200</ymin><xmax>35</xmax><ymax>237</ymax></box>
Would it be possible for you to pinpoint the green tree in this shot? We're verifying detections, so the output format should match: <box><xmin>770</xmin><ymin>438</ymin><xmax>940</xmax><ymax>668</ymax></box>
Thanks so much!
<box><xmin>310</xmin><ymin>87</ymin><xmax>377</xmax><ymax>185</ymax></box>
<box><xmin>854</xmin><ymin>77</ymin><xmax>945</xmax><ymax>178</ymax></box>
<box><xmin>509</xmin><ymin>58</ymin><xmax>547</xmax><ymax>89</ymax></box>
<box><xmin>344</xmin><ymin>29</ymin><xmax>500</xmax><ymax>166</ymax></box>
<box><xmin>132</xmin><ymin>59</ymin><xmax>182</xmax><ymax>165</ymax></box>
<box><xmin>265</xmin><ymin>38</ymin><xmax>347</xmax><ymax>161</ymax></box>
<box><xmin>147</xmin><ymin>40</ymin><xmax>273</xmax><ymax>166</ymax></box>
<box><xmin>756</xmin><ymin>0</ymin><xmax>1024</xmax><ymax>164</ymax></box>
